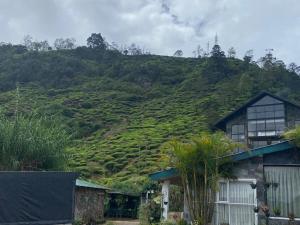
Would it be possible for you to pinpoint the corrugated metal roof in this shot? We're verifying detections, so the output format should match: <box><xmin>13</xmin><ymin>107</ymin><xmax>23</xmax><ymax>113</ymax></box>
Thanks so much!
<box><xmin>76</xmin><ymin>179</ymin><xmax>109</xmax><ymax>190</ymax></box>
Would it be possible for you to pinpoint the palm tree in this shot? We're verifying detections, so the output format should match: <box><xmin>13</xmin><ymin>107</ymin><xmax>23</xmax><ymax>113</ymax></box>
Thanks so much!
<box><xmin>164</xmin><ymin>132</ymin><xmax>237</xmax><ymax>225</ymax></box>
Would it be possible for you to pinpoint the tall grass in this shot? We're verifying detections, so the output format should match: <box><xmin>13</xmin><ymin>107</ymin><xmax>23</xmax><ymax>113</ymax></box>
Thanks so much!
<box><xmin>0</xmin><ymin>113</ymin><xmax>69</xmax><ymax>171</ymax></box>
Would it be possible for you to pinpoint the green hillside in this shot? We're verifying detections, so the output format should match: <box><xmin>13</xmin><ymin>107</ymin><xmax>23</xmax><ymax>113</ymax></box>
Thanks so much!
<box><xmin>0</xmin><ymin>43</ymin><xmax>300</xmax><ymax>192</ymax></box>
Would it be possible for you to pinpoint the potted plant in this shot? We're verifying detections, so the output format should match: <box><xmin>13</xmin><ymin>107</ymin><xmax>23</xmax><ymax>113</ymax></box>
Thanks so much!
<box><xmin>264</xmin><ymin>182</ymin><xmax>271</xmax><ymax>188</ymax></box>
<box><xmin>261</xmin><ymin>204</ymin><xmax>270</xmax><ymax>217</ymax></box>
<box><xmin>273</xmin><ymin>207</ymin><xmax>281</xmax><ymax>216</ymax></box>
<box><xmin>250</xmin><ymin>183</ymin><xmax>257</xmax><ymax>189</ymax></box>
<box><xmin>289</xmin><ymin>213</ymin><xmax>295</xmax><ymax>221</ymax></box>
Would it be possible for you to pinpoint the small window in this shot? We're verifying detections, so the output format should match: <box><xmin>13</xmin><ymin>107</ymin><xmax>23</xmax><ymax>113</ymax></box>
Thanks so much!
<box><xmin>231</xmin><ymin>125</ymin><xmax>245</xmax><ymax>143</ymax></box>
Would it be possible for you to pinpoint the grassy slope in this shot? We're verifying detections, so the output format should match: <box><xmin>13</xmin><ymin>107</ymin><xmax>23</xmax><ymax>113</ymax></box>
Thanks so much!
<box><xmin>0</xmin><ymin>46</ymin><xmax>300</xmax><ymax>192</ymax></box>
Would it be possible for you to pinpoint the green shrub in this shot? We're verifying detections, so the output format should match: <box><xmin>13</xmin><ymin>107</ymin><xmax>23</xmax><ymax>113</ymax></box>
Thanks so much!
<box><xmin>158</xmin><ymin>220</ymin><xmax>175</xmax><ymax>225</ymax></box>
<box><xmin>284</xmin><ymin>126</ymin><xmax>300</xmax><ymax>147</ymax></box>
<box><xmin>176</xmin><ymin>219</ymin><xmax>188</xmax><ymax>225</ymax></box>
<box><xmin>139</xmin><ymin>203</ymin><xmax>151</xmax><ymax>225</ymax></box>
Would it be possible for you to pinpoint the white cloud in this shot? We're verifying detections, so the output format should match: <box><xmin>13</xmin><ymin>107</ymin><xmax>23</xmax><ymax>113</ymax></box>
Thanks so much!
<box><xmin>0</xmin><ymin>0</ymin><xmax>299</xmax><ymax>64</ymax></box>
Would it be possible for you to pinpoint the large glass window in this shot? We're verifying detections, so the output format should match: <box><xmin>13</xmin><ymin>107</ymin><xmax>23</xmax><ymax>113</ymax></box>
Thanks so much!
<box><xmin>247</xmin><ymin>97</ymin><xmax>285</xmax><ymax>137</ymax></box>
<box><xmin>231</xmin><ymin>124</ymin><xmax>245</xmax><ymax>143</ymax></box>
<box><xmin>265</xmin><ymin>166</ymin><xmax>300</xmax><ymax>218</ymax></box>
<box><xmin>214</xmin><ymin>180</ymin><xmax>257</xmax><ymax>225</ymax></box>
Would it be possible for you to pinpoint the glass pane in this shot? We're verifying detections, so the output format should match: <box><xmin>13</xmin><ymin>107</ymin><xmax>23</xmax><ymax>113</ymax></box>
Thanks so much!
<box><xmin>252</xmin><ymin>96</ymin><xmax>283</xmax><ymax>106</ymax></box>
<box><xmin>256</xmin><ymin>112</ymin><xmax>266</xmax><ymax>119</ymax></box>
<box><xmin>229</xmin><ymin>181</ymin><xmax>255</xmax><ymax>204</ymax></box>
<box><xmin>230</xmin><ymin>205</ymin><xmax>256</xmax><ymax>225</ymax></box>
<box><xmin>266</xmin><ymin>111</ymin><xmax>275</xmax><ymax>118</ymax></box>
<box><xmin>266</xmin><ymin>120</ymin><xmax>276</xmax><ymax>130</ymax></box>
<box><xmin>247</xmin><ymin>107</ymin><xmax>255</xmax><ymax>113</ymax></box>
<box><xmin>238</xmin><ymin>125</ymin><xmax>245</xmax><ymax>133</ymax></box>
<box><xmin>232</xmin><ymin>125</ymin><xmax>238</xmax><ymax>134</ymax></box>
<box><xmin>256</xmin><ymin>106</ymin><xmax>265</xmax><ymax>113</ymax></box>
<box><xmin>248</xmin><ymin>121</ymin><xmax>256</xmax><ymax>131</ymax></box>
<box><xmin>257</xmin><ymin>121</ymin><xmax>265</xmax><ymax>131</ymax></box>
<box><xmin>219</xmin><ymin>182</ymin><xmax>227</xmax><ymax>201</ymax></box>
<box><xmin>264</xmin><ymin>105</ymin><xmax>274</xmax><ymax>112</ymax></box>
<box><xmin>248</xmin><ymin>132</ymin><xmax>255</xmax><ymax>137</ymax></box>
<box><xmin>265</xmin><ymin>166</ymin><xmax>300</xmax><ymax>218</ymax></box>
<box><xmin>265</xmin><ymin>131</ymin><xmax>276</xmax><ymax>136</ymax></box>
<box><xmin>274</xmin><ymin>104</ymin><xmax>284</xmax><ymax>111</ymax></box>
<box><xmin>275</xmin><ymin>110</ymin><xmax>284</xmax><ymax>117</ymax></box>
<box><xmin>232</xmin><ymin>134</ymin><xmax>238</xmax><ymax>140</ymax></box>
<box><xmin>258</xmin><ymin>131</ymin><xmax>266</xmax><ymax>136</ymax></box>
<box><xmin>214</xmin><ymin>204</ymin><xmax>229</xmax><ymax>225</ymax></box>
<box><xmin>248</xmin><ymin>112</ymin><xmax>256</xmax><ymax>120</ymax></box>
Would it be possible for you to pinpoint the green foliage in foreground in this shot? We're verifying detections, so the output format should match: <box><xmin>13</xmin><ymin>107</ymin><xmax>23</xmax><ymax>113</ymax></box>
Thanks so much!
<box><xmin>0</xmin><ymin>113</ymin><xmax>69</xmax><ymax>171</ymax></box>
<box><xmin>284</xmin><ymin>125</ymin><xmax>300</xmax><ymax>147</ymax></box>
<box><xmin>0</xmin><ymin>44</ymin><xmax>300</xmax><ymax>192</ymax></box>
<box><xmin>164</xmin><ymin>133</ymin><xmax>237</xmax><ymax>224</ymax></box>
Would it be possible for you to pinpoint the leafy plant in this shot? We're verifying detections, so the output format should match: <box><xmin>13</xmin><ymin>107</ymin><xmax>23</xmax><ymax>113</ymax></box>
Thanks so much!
<box><xmin>273</xmin><ymin>207</ymin><xmax>281</xmax><ymax>216</ymax></box>
<box><xmin>0</xmin><ymin>113</ymin><xmax>69</xmax><ymax>171</ymax></box>
<box><xmin>284</xmin><ymin>126</ymin><xmax>300</xmax><ymax>147</ymax></box>
<box><xmin>158</xmin><ymin>220</ymin><xmax>175</xmax><ymax>225</ymax></box>
<box><xmin>163</xmin><ymin>132</ymin><xmax>237</xmax><ymax>225</ymax></box>
<box><xmin>176</xmin><ymin>219</ymin><xmax>188</xmax><ymax>225</ymax></box>
<box><xmin>139</xmin><ymin>203</ymin><xmax>151</xmax><ymax>225</ymax></box>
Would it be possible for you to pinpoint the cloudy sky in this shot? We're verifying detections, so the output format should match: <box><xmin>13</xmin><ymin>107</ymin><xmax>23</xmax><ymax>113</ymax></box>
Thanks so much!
<box><xmin>0</xmin><ymin>0</ymin><xmax>299</xmax><ymax>64</ymax></box>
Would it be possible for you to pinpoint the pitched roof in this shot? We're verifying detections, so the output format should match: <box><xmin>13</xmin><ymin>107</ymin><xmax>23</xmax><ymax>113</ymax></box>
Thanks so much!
<box><xmin>76</xmin><ymin>179</ymin><xmax>109</xmax><ymax>190</ymax></box>
<box><xmin>149</xmin><ymin>141</ymin><xmax>296</xmax><ymax>181</ymax></box>
<box><xmin>214</xmin><ymin>91</ymin><xmax>300</xmax><ymax>130</ymax></box>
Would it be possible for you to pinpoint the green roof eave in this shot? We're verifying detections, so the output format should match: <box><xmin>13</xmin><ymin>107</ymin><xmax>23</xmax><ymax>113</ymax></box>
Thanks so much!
<box><xmin>232</xmin><ymin>141</ymin><xmax>294</xmax><ymax>161</ymax></box>
<box><xmin>149</xmin><ymin>141</ymin><xmax>296</xmax><ymax>181</ymax></box>
<box><xmin>149</xmin><ymin>168</ymin><xmax>179</xmax><ymax>181</ymax></box>
<box><xmin>76</xmin><ymin>179</ymin><xmax>109</xmax><ymax>190</ymax></box>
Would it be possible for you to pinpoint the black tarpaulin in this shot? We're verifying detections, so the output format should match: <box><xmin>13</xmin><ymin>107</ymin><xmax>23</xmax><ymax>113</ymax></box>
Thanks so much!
<box><xmin>0</xmin><ymin>171</ymin><xmax>78</xmax><ymax>225</ymax></box>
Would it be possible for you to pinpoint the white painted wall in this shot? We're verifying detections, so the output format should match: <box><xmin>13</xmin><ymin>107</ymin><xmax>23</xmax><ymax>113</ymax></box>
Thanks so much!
<box><xmin>161</xmin><ymin>180</ymin><xmax>170</xmax><ymax>220</ymax></box>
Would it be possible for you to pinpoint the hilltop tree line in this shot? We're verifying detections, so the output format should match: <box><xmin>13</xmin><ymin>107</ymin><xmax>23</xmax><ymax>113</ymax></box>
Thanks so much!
<box><xmin>1</xmin><ymin>32</ymin><xmax>298</xmax><ymax>76</ymax></box>
<box><xmin>18</xmin><ymin>33</ymin><xmax>150</xmax><ymax>56</ymax></box>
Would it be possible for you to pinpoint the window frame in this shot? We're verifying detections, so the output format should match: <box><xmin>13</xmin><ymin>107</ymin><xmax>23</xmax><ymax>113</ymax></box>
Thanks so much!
<box><xmin>247</xmin><ymin>102</ymin><xmax>286</xmax><ymax>138</ymax></box>
<box><xmin>264</xmin><ymin>165</ymin><xmax>300</xmax><ymax>221</ymax></box>
<box><xmin>231</xmin><ymin>124</ymin><xmax>245</xmax><ymax>143</ymax></box>
<box><xmin>215</xmin><ymin>178</ymin><xmax>258</xmax><ymax>225</ymax></box>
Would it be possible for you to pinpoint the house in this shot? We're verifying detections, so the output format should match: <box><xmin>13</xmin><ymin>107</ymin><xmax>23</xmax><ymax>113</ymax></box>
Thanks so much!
<box><xmin>214</xmin><ymin>91</ymin><xmax>300</xmax><ymax>149</ymax></box>
<box><xmin>150</xmin><ymin>91</ymin><xmax>300</xmax><ymax>225</ymax></box>
<box><xmin>75</xmin><ymin>179</ymin><xmax>109</xmax><ymax>224</ymax></box>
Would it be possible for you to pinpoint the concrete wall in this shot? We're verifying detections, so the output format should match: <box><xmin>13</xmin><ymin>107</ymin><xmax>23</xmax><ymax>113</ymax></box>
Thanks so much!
<box><xmin>233</xmin><ymin>148</ymin><xmax>300</xmax><ymax>225</ymax></box>
<box><xmin>74</xmin><ymin>187</ymin><xmax>105</xmax><ymax>223</ymax></box>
